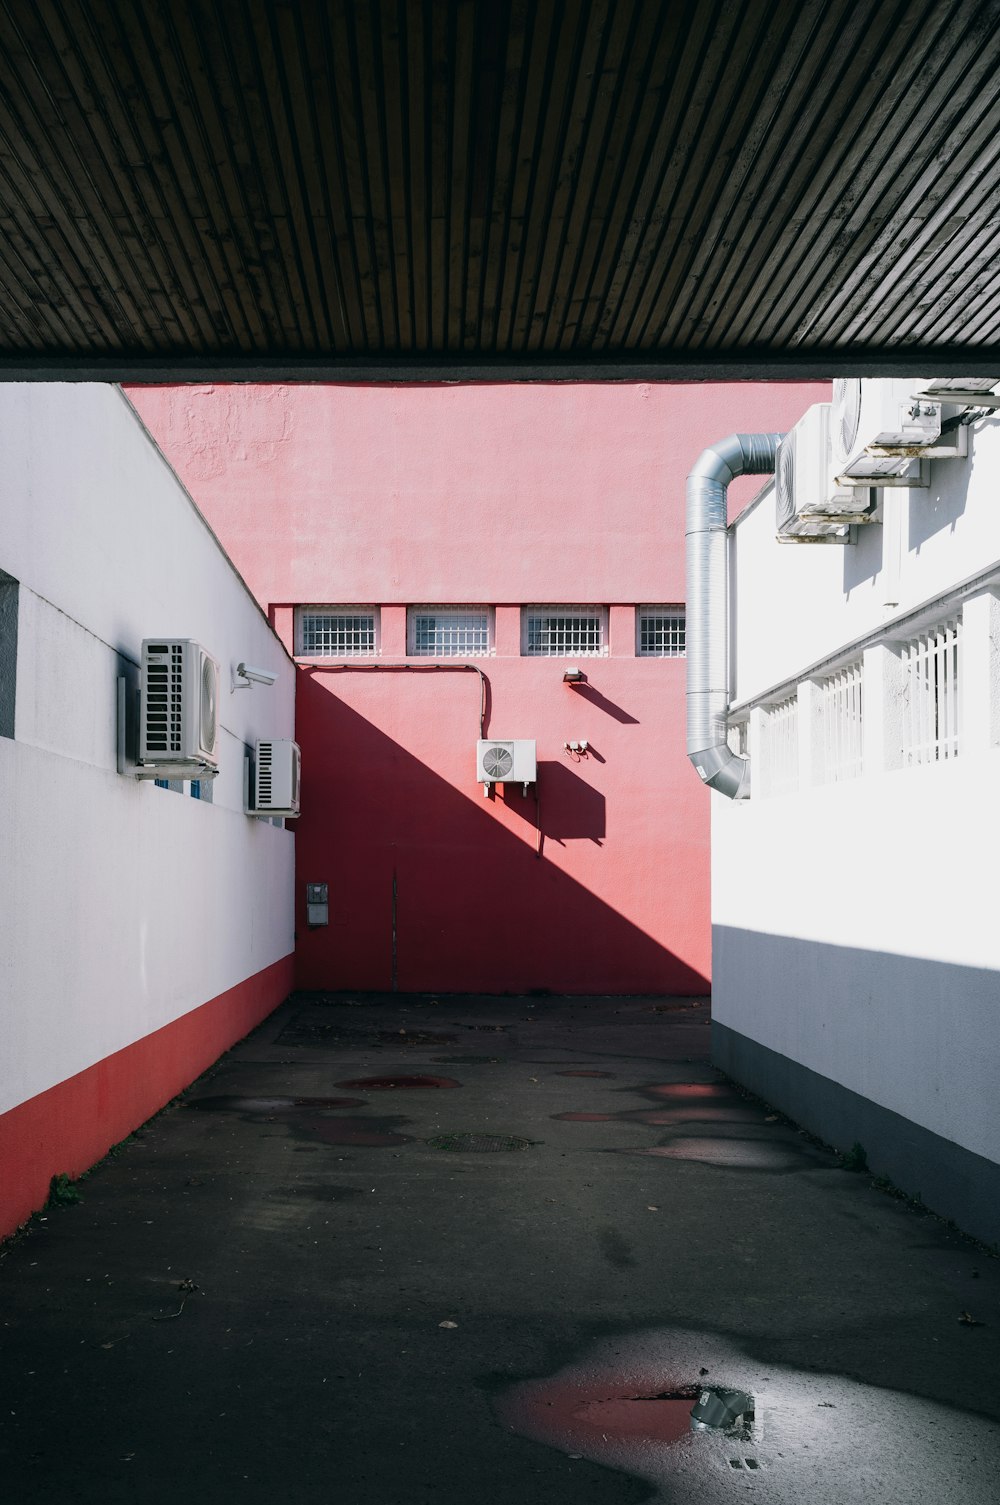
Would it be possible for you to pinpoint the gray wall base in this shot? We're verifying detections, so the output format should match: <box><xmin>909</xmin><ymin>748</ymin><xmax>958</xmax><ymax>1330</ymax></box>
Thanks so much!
<box><xmin>713</xmin><ymin>1020</ymin><xmax>1000</xmax><ymax>1250</ymax></box>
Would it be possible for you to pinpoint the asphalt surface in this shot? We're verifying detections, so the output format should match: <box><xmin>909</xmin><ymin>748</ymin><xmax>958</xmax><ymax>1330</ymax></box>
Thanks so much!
<box><xmin>2</xmin><ymin>992</ymin><xmax>998</xmax><ymax>1503</ymax></box>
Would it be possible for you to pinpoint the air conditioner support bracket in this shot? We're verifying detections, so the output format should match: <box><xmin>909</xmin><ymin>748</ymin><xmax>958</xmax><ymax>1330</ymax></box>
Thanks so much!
<box><xmin>133</xmin><ymin>763</ymin><xmax>218</xmax><ymax>781</ymax></box>
<box><xmin>835</xmin><ymin>459</ymin><xmax>929</xmax><ymax>488</ymax></box>
<box><xmin>867</xmin><ymin>428</ymin><xmax>968</xmax><ymax>462</ymax></box>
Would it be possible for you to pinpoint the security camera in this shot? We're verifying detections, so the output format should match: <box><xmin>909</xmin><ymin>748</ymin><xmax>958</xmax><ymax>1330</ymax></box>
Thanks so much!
<box><xmin>234</xmin><ymin>662</ymin><xmax>277</xmax><ymax>688</ymax></box>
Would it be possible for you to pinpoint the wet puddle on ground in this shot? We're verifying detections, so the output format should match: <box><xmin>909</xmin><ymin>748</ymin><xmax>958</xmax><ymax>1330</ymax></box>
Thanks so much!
<box><xmin>549</xmin><ymin>1080</ymin><xmax>810</xmax><ymax>1162</ymax></box>
<box><xmin>500</xmin><ymin>1379</ymin><xmax>699</xmax><ymax>1449</ymax></box>
<box><xmin>614</xmin><ymin>1138</ymin><xmax>813</xmax><ymax>1170</ymax></box>
<box><xmin>621</xmin><ymin>1106</ymin><xmax>761</xmax><ymax>1125</ymax></box>
<box><xmin>494</xmin><ymin>1326</ymin><xmax>1000</xmax><ymax>1502</ymax></box>
<box><xmin>642</xmin><ymin>1083</ymin><xmax>732</xmax><ymax>1099</ymax></box>
<box><xmin>184</xmin><ymin>1093</ymin><xmax>414</xmax><ymax>1147</ymax></box>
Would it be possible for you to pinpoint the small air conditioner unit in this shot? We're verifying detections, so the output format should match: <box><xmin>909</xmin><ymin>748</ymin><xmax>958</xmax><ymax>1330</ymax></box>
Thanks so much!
<box><xmin>140</xmin><ymin>639</ymin><xmax>219</xmax><ymax>768</ymax></box>
<box><xmin>476</xmin><ymin>738</ymin><xmax>536</xmax><ymax>789</ymax></box>
<box><xmin>775</xmin><ymin>404</ymin><xmax>870</xmax><ymax>541</ymax></box>
<box><xmin>248</xmin><ymin>738</ymin><xmax>301</xmax><ymax>817</ymax></box>
<box><xmin>831</xmin><ymin>378</ymin><xmax>934</xmax><ymax>484</ymax></box>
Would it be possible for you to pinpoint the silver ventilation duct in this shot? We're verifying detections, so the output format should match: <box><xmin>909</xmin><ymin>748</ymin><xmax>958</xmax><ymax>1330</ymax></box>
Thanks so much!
<box><xmin>686</xmin><ymin>432</ymin><xmax>782</xmax><ymax>800</ymax></box>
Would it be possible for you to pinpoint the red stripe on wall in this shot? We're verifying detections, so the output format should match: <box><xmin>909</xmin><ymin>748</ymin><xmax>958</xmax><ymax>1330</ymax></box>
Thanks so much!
<box><xmin>0</xmin><ymin>955</ymin><xmax>294</xmax><ymax>1239</ymax></box>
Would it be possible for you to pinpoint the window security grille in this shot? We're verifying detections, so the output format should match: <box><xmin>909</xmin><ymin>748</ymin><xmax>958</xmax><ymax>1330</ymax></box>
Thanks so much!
<box><xmin>523</xmin><ymin>606</ymin><xmax>607</xmax><ymax>657</ymax></box>
<box><xmin>815</xmin><ymin>662</ymin><xmax>863</xmax><ymax>784</ymax></box>
<box><xmin>901</xmin><ymin>619</ymin><xmax>960</xmax><ymax>765</ymax></box>
<box><xmin>760</xmin><ymin>695</ymin><xmax>799</xmax><ymax>796</ymax></box>
<box><xmin>298</xmin><ymin>609</ymin><xmax>378</xmax><ymax>657</ymax></box>
<box><xmin>638</xmin><ymin>607</ymin><xmax>686</xmax><ymax>656</ymax></box>
<box><xmin>408</xmin><ymin>608</ymin><xmax>492</xmax><ymax>657</ymax></box>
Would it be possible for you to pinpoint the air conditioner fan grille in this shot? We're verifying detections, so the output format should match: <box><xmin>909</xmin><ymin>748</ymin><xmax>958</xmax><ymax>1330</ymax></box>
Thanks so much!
<box><xmin>776</xmin><ymin>440</ymin><xmax>796</xmax><ymax>530</ymax></box>
<box><xmin>483</xmin><ymin>745</ymin><xmax>514</xmax><ymax>779</ymax></box>
<box><xmin>200</xmin><ymin>654</ymin><xmax>217</xmax><ymax>753</ymax></box>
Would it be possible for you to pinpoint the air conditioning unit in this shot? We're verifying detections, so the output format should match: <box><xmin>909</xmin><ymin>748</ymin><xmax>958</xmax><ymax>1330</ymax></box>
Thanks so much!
<box><xmin>775</xmin><ymin>404</ymin><xmax>870</xmax><ymax>542</ymax></box>
<box><xmin>248</xmin><ymin>738</ymin><xmax>301</xmax><ymax>818</ymax></box>
<box><xmin>831</xmin><ymin>378</ymin><xmax>934</xmax><ymax>484</ymax></box>
<box><xmin>140</xmin><ymin>639</ymin><xmax>219</xmax><ymax>768</ymax></box>
<box><xmin>476</xmin><ymin>738</ymin><xmax>536</xmax><ymax>789</ymax></box>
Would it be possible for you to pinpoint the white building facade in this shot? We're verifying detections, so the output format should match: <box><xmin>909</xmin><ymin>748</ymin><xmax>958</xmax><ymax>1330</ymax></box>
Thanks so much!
<box><xmin>712</xmin><ymin>381</ymin><xmax>1000</xmax><ymax>1246</ymax></box>
<box><xmin>0</xmin><ymin>385</ymin><xmax>296</xmax><ymax>1236</ymax></box>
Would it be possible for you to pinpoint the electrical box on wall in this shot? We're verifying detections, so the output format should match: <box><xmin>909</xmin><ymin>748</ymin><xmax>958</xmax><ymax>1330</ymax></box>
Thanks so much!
<box><xmin>477</xmin><ymin>738</ymin><xmax>536</xmax><ymax>791</ymax></box>
<box><xmin>306</xmin><ymin>882</ymin><xmax>328</xmax><ymax>927</ymax></box>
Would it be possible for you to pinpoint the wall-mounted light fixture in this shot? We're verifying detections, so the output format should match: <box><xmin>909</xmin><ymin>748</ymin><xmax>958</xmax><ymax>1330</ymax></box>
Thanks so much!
<box><xmin>562</xmin><ymin>666</ymin><xmax>587</xmax><ymax>684</ymax></box>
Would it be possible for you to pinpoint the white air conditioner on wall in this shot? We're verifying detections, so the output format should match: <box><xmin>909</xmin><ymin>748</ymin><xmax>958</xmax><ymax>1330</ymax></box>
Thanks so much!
<box><xmin>248</xmin><ymin>738</ymin><xmax>301</xmax><ymax>818</ymax></box>
<box><xmin>140</xmin><ymin>639</ymin><xmax>219</xmax><ymax>768</ymax></box>
<box><xmin>831</xmin><ymin>377</ymin><xmax>934</xmax><ymax>485</ymax></box>
<box><xmin>775</xmin><ymin>404</ymin><xmax>872</xmax><ymax>541</ymax></box>
<box><xmin>476</xmin><ymin>738</ymin><xmax>536</xmax><ymax>789</ymax></box>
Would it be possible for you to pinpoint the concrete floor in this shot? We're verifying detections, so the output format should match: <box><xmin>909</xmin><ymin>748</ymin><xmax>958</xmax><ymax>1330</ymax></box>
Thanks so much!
<box><xmin>1</xmin><ymin>992</ymin><xmax>998</xmax><ymax>1503</ymax></box>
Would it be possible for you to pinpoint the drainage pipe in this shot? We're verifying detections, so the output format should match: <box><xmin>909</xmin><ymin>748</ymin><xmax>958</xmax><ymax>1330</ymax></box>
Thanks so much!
<box><xmin>686</xmin><ymin>432</ymin><xmax>782</xmax><ymax>800</ymax></box>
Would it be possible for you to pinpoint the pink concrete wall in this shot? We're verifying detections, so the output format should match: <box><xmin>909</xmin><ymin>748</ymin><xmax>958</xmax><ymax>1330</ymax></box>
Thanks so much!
<box><xmin>128</xmin><ymin>381</ymin><xmax>827</xmax><ymax>995</ymax></box>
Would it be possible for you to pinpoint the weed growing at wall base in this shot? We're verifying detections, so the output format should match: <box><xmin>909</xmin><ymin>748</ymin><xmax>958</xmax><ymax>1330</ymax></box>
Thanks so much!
<box><xmin>47</xmin><ymin>1173</ymin><xmax>82</xmax><ymax>1207</ymax></box>
<box><xmin>841</xmin><ymin>1141</ymin><xmax>869</xmax><ymax>1172</ymax></box>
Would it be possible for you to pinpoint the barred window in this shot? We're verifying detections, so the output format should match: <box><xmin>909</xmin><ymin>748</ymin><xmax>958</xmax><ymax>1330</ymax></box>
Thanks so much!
<box><xmin>297</xmin><ymin>608</ymin><xmax>379</xmax><ymax>657</ymax></box>
<box><xmin>638</xmin><ymin>606</ymin><xmax>685</xmax><ymax>657</ymax></box>
<box><xmin>523</xmin><ymin>606</ymin><xmax>607</xmax><ymax>657</ymax></box>
<box><xmin>408</xmin><ymin>607</ymin><xmax>492</xmax><ymax>657</ymax></box>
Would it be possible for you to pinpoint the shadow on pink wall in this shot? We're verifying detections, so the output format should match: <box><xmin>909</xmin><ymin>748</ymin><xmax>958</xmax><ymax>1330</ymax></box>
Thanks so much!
<box><xmin>295</xmin><ymin>671</ymin><xmax>708</xmax><ymax>997</ymax></box>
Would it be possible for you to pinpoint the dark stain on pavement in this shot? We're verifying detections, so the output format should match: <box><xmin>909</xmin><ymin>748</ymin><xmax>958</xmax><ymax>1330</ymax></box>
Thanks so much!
<box><xmin>300</xmin><ymin>1116</ymin><xmax>414</xmax><ymax>1147</ymax></box>
<box><xmin>184</xmin><ymin>1093</ymin><xmax>414</xmax><ymax>1148</ymax></box>
<box><xmin>552</xmin><ymin>1112</ymin><xmax>615</xmax><ymax>1122</ymax></box>
<box><xmin>185</xmin><ymin>1095</ymin><xmax>368</xmax><ymax>1113</ymax></box>
<box><xmin>271</xmin><ymin>1183</ymin><xmax>366</xmax><ymax>1202</ymax></box>
<box><xmin>555</xmin><ymin>1069</ymin><xmax>616</xmax><ymax>1078</ymax></box>
<box><xmin>598</xmin><ymin>1226</ymin><xmax>637</xmax><ymax>1269</ymax></box>
<box><xmin>336</xmin><ymin>1074</ymin><xmax>461</xmax><ymax>1090</ymax></box>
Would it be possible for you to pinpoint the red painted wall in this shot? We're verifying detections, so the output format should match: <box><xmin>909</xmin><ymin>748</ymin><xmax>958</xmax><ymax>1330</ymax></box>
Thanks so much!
<box><xmin>0</xmin><ymin>957</ymin><xmax>293</xmax><ymax>1237</ymax></box>
<box><xmin>128</xmin><ymin>381</ymin><xmax>826</xmax><ymax>995</ymax></box>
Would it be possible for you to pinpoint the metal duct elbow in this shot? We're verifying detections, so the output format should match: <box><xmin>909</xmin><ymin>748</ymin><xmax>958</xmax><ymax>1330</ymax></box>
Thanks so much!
<box><xmin>685</xmin><ymin>432</ymin><xmax>782</xmax><ymax>800</ymax></box>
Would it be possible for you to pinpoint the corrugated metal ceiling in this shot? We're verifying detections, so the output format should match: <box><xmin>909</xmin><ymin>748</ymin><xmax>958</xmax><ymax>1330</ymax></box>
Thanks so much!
<box><xmin>1</xmin><ymin>0</ymin><xmax>999</xmax><ymax>377</ymax></box>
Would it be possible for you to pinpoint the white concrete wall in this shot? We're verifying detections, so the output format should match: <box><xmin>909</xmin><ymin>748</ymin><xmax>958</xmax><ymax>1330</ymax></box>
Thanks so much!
<box><xmin>731</xmin><ymin>413</ymin><xmax>1000</xmax><ymax>706</ymax></box>
<box><xmin>0</xmin><ymin>384</ymin><xmax>295</xmax><ymax>1116</ymax></box>
<box><xmin>715</xmin><ymin>396</ymin><xmax>1000</xmax><ymax>1192</ymax></box>
<box><xmin>713</xmin><ymin>761</ymin><xmax>1000</xmax><ymax>1163</ymax></box>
